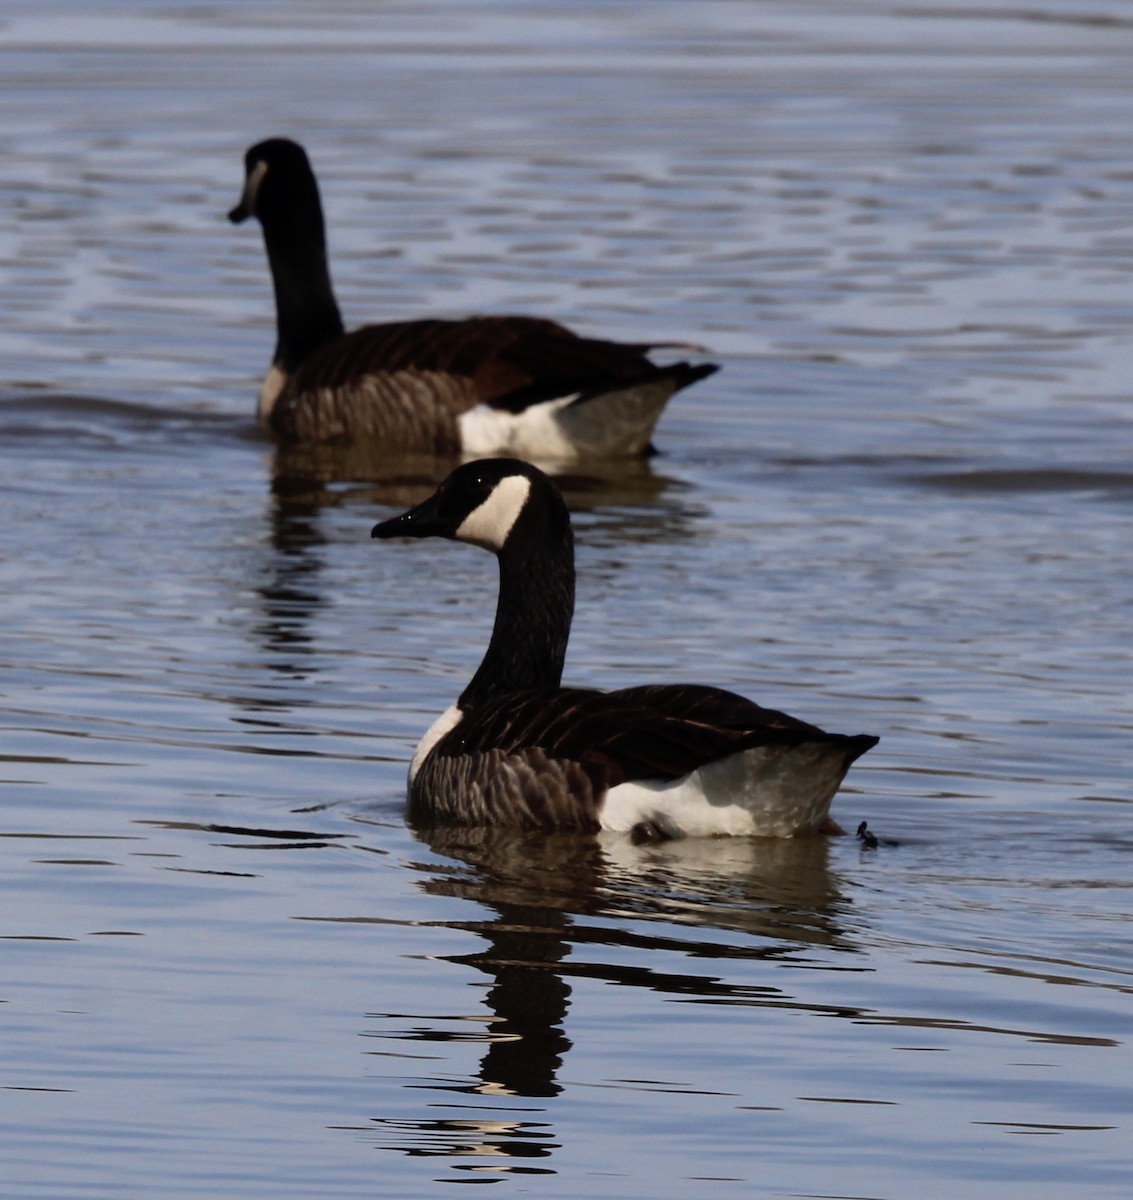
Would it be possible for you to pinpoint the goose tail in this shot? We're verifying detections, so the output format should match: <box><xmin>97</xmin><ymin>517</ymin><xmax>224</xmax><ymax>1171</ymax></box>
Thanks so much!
<box><xmin>555</xmin><ymin>360</ymin><xmax>719</xmax><ymax>457</ymax></box>
<box><xmin>603</xmin><ymin>731</ymin><xmax>878</xmax><ymax>840</ymax></box>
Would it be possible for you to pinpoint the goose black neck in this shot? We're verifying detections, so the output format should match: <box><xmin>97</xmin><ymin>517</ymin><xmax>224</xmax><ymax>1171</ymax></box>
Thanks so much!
<box><xmin>459</xmin><ymin>519</ymin><xmax>575</xmax><ymax>712</ymax></box>
<box><xmin>264</xmin><ymin>231</ymin><xmax>345</xmax><ymax>372</ymax></box>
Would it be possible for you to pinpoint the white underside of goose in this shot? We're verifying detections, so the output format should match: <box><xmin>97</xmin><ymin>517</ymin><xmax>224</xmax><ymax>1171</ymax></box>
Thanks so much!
<box><xmin>257</xmin><ymin>364</ymin><xmax>288</xmax><ymax>422</ymax></box>
<box><xmin>458</xmin><ymin>394</ymin><xmax>581</xmax><ymax>459</ymax></box>
<box><xmin>458</xmin><ymin>376</ymin><xmax>676</xmax><ymax>460</ymax></box>
<box><xmin>600</xmin><ymin>742</ymin><xmax>853</xmax><ymax>839</ymax></box>
<box><xmin>409</xmin><ymin>703</ymin><xmax>463</xmax><ymax>786</ymax></box>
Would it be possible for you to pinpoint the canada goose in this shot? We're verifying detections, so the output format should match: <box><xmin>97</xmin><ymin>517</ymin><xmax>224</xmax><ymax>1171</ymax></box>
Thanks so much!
<box><xmin>371</xmin><ymin>459</ymin><xmax>878</xmax><ymax>838</ymax></box>
<box><xmin>230</xmin><ymin>138</ymin><xmax>718</xmax><ymax>455</ymax></box>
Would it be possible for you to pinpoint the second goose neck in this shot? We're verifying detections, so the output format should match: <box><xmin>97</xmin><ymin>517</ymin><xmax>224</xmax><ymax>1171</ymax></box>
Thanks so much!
<box><xmin>266</xmin><ymin>237</ymin><xmax>346</xmax><ymax>373</ymax></box>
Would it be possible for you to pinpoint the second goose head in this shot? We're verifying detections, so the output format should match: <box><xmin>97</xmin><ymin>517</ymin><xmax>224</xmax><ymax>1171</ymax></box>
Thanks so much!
<box><xmin>229</xmin><ymin>137</ymin><xmax>345</xmax><ymax>386</ymax></box>
<box><xmin>228</xmin><ymin>137</ymin><xmax>324</xmax><ymax>244</ymax></box>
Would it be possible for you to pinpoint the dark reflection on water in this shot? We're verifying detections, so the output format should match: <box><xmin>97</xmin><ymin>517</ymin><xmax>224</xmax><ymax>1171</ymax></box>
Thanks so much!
<box><xmin>362</xmin><ymin>830</ymin><xmax>849</xmax><ymax>1108</ymax></box>
<box><xmin>403</xmin><ymin>832</ymin><xmax>605</xmax><ymax>1102</ymax></box>
<box><xmin>270</xmin><ymin>444</ymin><xmax>456</xmax><ymax>509</ymax></box>
<box><xmin>327</xmin><ymin>815</ymin><xmax>1131</xmax><ymax>1175</ymax></box>
<box><xmin>357</xmin><ymin>1115</ymin><xmax>559</xmax><ymax>1167</ymax></box>
<box><xmin>269</xmin><ymin>438</ymin><xmax>680</xmax><ymax>515</ymax></box>
<box><xmin>912</xmin><ymin>466</ymin><xmax>1133</xmax><ymax>498</ymax></box>
<box><xmin>416</xmin><ymin>825</ymin><xmax>854</xmax><ymax>955</ymax></box>
<box><xmin>344</xmin><ymin>827</ymin><xmax>860</xmax><ymax>1168</ymax></box>
<box><xmin>336</xmin><ymin>830</ymin><xmax>859</xmax><ymax>1166</ymax></box>
<box><xmin>254</xmin><ymin>490</ymin><xmax>327</xmax><ymax>670</ymax></box>
<box><xmin>142</xmin><ymin>818</ymin><xmax>356</xmax><ymax>851</ymax></box>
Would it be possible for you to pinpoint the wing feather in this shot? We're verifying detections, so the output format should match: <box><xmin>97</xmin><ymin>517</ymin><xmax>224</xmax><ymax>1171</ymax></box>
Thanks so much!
<box><xmin>423</xmin><ymin>684</ymin><xmax>842</xmax><ymax>797</ymax></box>
<box><xmin>284</xmin><ymin>316</ymin><xmax>668</xmax><ymax>405</ymax></box>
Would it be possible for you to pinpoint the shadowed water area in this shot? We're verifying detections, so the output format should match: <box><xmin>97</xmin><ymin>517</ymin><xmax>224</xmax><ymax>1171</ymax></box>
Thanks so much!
<box><xmin>1</xmin><ymin>2</ymin><xmax>1132</xmax><ymax>1197</ymax></box>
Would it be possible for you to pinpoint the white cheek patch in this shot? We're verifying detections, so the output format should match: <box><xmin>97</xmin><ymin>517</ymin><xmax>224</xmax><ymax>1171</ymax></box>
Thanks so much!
<box><xmin>244</xmin><ymin>158</ymin><xmax>269</xmax><ymax>213</ymax></box>
<box><xmin>455</xmin><ymin>474</ymin><xmax>532</xmax><ymax>550</ymax></box>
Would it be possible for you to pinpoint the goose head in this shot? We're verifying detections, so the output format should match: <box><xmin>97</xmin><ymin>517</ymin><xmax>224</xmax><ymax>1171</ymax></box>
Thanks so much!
<box><xmin>371</xmin><ymin>458</ymin><xmax>570</xmax><ymax>556</ymax></box>
<box><xmin>228</xmin><ymin>137</ymin><xmax>323</xmax><ymax>241</ymax></box>
<box><xmin>371</xmin><ymin>459</ymin><xmax>576</xmax><ymax>703</ymax></box>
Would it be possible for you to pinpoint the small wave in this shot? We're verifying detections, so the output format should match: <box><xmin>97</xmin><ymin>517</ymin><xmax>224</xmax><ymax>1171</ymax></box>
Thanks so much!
<box><xmin>0</xmin><ymin>389</ymin><xmax>254</xmax><ymax>446</ymax></box>
<box><xmin>912</xmin><ymin>467</ymin><xmax>1133</xmax><ymax>496</ymax></box>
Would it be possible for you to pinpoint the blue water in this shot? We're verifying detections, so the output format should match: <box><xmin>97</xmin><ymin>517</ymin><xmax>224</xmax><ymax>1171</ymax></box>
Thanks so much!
<box><xmin>2</xmin><ymin>3</ymin><xmax>1132</xmax><ymax>1197</ymax></box>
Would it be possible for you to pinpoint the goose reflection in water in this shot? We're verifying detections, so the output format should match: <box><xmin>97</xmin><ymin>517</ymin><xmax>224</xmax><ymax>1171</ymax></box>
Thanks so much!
<box><xmin>358</xmin><ymin>827</ymin><xmax>858</xmax><ymax>1169</ymax></box>
<box><xmin>252</xmin><ymin>489</ymin><xmax>325</xmax><ymax>673</ymax></box>
<box><xmin>269</xmin><ymin>437</ymin><xmax>681</xmax><ymax>517</ymax></box>
<box><xmin>251</xmin><ymin>456</ymin><xmax>433</xmax><ymax>682</ymax></box>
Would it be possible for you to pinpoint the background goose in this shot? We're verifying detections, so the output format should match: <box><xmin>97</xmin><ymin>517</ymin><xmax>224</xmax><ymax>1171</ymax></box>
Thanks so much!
<box><xmin>230</xmin><ymin>138</ymin><xmax>718</xmax><ymax>456</ymax></box>
<box><xmin>371</xmin><ymin>459</ymin><xmax>878</xmax><ymax>839</ymax></box>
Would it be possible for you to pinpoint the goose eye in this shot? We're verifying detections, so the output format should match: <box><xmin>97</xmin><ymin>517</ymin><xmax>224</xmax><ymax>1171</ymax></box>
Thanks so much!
<box><xmin>466</xmin><ymin>473</ymin><xmax>497</xmax><ymax>503</ymax></box>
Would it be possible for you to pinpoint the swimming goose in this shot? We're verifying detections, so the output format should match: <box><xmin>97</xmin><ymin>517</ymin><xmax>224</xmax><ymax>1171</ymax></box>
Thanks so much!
<box><xmin>371</xmin><ymin>459</ymin><xmax>878</xmax><ymax>838</ymax></box>
<box><xmin>230</xmin><ymin>138</ymin><xmax>718</xmax><ymax>455</ymax></box>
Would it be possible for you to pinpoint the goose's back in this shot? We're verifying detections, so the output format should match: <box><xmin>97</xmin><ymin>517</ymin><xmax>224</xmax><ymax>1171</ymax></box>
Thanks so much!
<box><xmin>269</xmin><ymin>315</ymin><xmax>667</xmax><ymax>444</ymax></box>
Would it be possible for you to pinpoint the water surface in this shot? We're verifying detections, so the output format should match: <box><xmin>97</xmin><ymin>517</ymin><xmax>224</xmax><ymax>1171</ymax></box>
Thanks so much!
<box><xmin>2</xmin><ymin>3</ymin><xmax>1132</xmax><ymax>1197</ymax></box>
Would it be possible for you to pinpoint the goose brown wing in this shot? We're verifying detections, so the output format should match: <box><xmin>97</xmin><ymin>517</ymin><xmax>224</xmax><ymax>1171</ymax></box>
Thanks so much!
<box><xmin>435</xmin><ymin>684</ymin><xmax>832</xmax><ymax>791</ymax></box>
<box><xmin>606</xmin><ymin>683</ymin><xmax>823</xmax><ymax>735</ymax></box>
<box><xmin>288</xmin><ymin>315</ymin><xmax>663</xmax><ymax>409</ymax></box>
<box><xmin>590</xmin><ymin>684</ymin><xmax>835</xmax><ymax>784</ymax></box>
<box><xmin>603</xmin><ymin>684</ymin><xmax>879</xmax><ymax>774</ymax></box>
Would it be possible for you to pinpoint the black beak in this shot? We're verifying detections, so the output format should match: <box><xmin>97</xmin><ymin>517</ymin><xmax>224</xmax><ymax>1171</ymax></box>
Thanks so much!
<box><xmin>228</xmin><ymin>197</ymin><xmax>250</xmax><ymax>224</ymax></box>
<box><xmin>371</xmin><ymin>491</ymin><xmax>448</xmax><ymax>541</ymax></box>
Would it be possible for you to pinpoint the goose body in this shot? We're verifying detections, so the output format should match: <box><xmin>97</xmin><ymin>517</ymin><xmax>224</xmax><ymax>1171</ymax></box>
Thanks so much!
<box><xmin>230</xmin><ymin>139</ymin><xmax>717</xmax><ymax>456</ymax></box>
<box><xmin>371</xmin><ymin>460</ymin><xmax>878</xmax><ymax>839</ymax></box>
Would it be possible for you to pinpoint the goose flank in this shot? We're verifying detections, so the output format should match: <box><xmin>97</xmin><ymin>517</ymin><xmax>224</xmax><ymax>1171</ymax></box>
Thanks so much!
<box><xmin>371</xmin><ymin>459</ymin><xmax>878</xmax><ymax>838</ymax></box>
<box><xmin>230</xmin><ymin>138</ymin><xmax>718</xmax><ymax>455</ymax></box>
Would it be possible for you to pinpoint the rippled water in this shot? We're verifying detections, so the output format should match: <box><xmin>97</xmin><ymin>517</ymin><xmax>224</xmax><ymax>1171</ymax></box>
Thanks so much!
<box><xmin>2</xmin><ymin>3</ymin><xmax>1132</xmax><ymax>1197</ymax></box>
